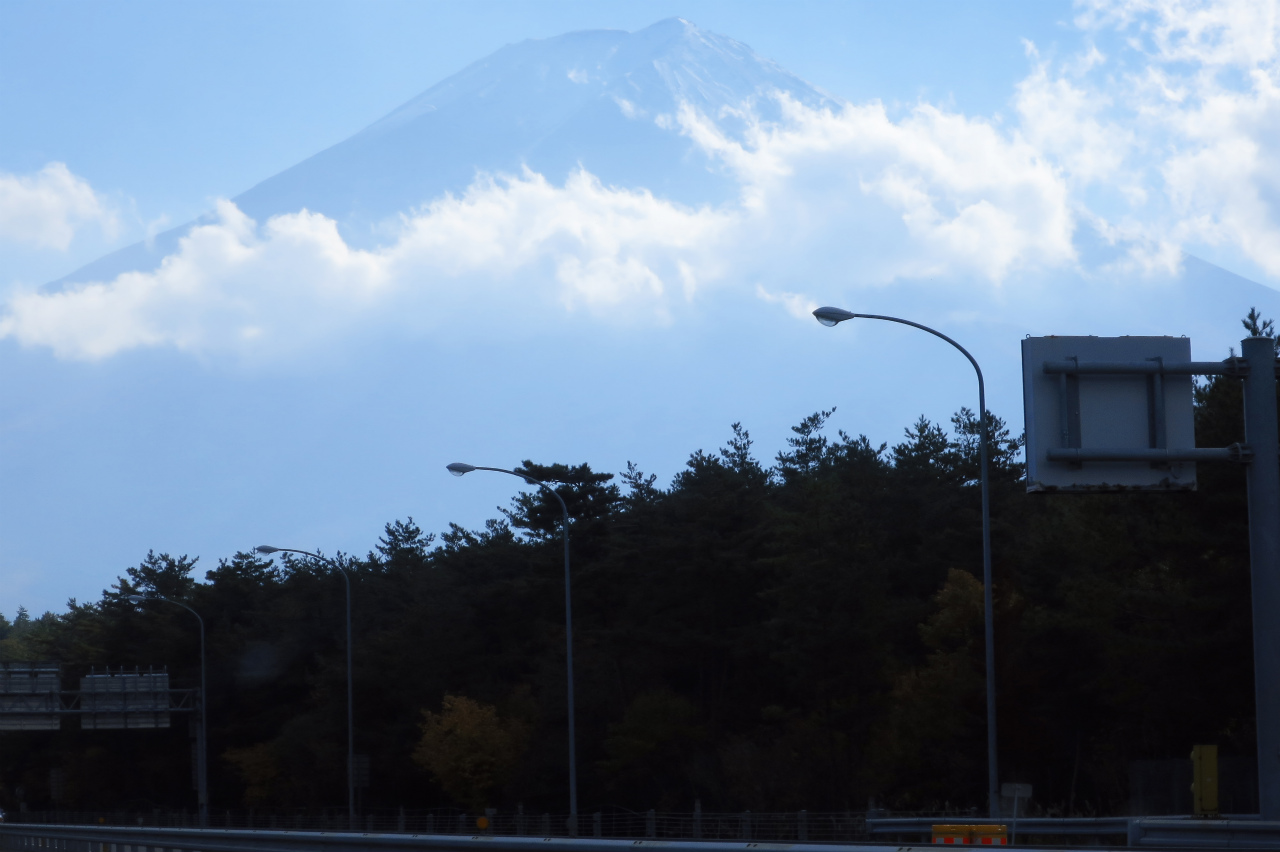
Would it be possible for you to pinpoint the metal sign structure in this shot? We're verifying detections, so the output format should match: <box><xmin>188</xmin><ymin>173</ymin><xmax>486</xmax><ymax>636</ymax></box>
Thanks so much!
<box><xmin>1022</xmin><ymin>334</ymin><xmax>1280</xmax><ymax>821</ymax></box>
<box><xmin>79</xmin><ymin>667</ymin><xmax>171</xmax><ymax>730</ymax></box>
<box><xmin>0</xmin><ymin>663</ymin><xmax>60</xmax><ymax>731</ymax></box>
<box><xmin>1022</xmin><ymin>336</ymin><xmax>1200</xmax><ymax>491</ymax></box>
<box><xmin>0</xmin><ymin>663</ymin><xmax>196</xmax><ymax>729</ymax></box>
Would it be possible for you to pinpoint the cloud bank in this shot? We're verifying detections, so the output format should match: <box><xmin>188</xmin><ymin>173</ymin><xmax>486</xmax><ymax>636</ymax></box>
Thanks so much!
<box><xmin>0</xmin><ymin>96</ymin><xmax>1069</xmax><ymax>361</ymax></box>
<box><xmin>0</xmin><ymin>174</ymin><xmax>734</xmax><ymax>359</ymax></box>
<box><xmin>5</xmin><ymin>0</ymin><xmax>1280</xmax><ymax>360</ymax></box>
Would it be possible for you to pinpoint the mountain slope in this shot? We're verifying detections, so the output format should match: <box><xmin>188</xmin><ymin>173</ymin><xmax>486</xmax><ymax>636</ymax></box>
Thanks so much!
<box><xmin>51</xmin><ymin>18</ymin><xmax>832</xmax><ymax>289</ymax></box>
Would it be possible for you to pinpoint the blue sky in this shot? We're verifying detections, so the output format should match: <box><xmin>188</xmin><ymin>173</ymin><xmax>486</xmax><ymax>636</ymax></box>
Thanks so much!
<box><xmin>3</xmin><ymin>0</ymin><xmax>1280</xmax><ymax>618</ymax></box>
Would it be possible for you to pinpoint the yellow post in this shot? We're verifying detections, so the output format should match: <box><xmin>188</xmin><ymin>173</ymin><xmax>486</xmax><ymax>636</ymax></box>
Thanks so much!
<box><xmin>1191</xmin><ymin>744</ymin><xmax>1219</xmax><ymax>816</ymax></box>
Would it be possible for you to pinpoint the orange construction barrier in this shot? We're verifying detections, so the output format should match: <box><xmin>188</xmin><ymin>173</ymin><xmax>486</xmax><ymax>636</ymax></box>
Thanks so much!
<box><xmin>931</xmin><ymin>824</ymin><xmax>1008</xmax><ymax>845</ymax></box>
<box><xmin>971</xmin><ymin>825</ymin><xmax>1008</xmax><ymax>845</ymax></box>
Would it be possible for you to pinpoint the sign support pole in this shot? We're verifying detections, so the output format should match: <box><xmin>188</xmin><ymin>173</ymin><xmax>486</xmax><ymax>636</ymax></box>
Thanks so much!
<box><xmin>1243</xmin><ymin>335</ymin><xmax>1280</xmax><ymax>820</ymax></box>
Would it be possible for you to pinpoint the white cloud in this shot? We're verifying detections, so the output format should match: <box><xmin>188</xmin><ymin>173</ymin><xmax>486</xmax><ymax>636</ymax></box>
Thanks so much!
<box><xmin>396</xmin><ymin>168</ymin><xmax>731</xmax><ymax>308</ymax></box>
<box><xmin>1047</xmin><ymin>0</ymin><xmax>1280</xmax><ymax>278</ymax></box>
<box><xmin>614</xmin><ymin>96</ymin><xmax>643</xmax><ymax>119</ymax></box>
<box><xmin>674</xmin><ymin>93</ymin><xmax>1077</xmax><ymax>282</ymax></box>
<box><xmin>0</xmin><ymin>162</ymin><xmax>117</xmax><ymax>250</ymax></box>
<box><xmin>1013</xmin><ymin>43</ymin><xmax>1137</xmax><ymax>189</ymax></box>
<box><xmin>1076</xmin><ymin>0</ymin><xmax>1278</xmax><ymax>67</ymax></box>
<box><xmin>756</xmin><ymin>284</ymin><xmax>818</xmax><ymax>320</ymax></box>
<box><xmin>144</xmin><ymin>213</ymin><xmax>171</xmax><ymax>248</ymax></box>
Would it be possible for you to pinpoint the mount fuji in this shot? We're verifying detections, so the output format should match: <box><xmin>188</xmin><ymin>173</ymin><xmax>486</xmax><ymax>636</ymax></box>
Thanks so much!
<box><xmin>55</xmin><ymin>18</ymin><xmax>833</xmax><ymax>287</ymax></box>
<box><xmin>43</xmin><ymin>16</ymin><xmax>1280</xmax><ymax>357</ymax></box>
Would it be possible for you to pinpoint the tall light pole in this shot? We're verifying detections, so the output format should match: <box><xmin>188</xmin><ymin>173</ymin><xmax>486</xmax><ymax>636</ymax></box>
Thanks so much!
<box><xmin>127</xmin><ymin>594</ymin><xmax>208</xmax><ymax>827</ymax></box>
<box><xmin>812</xmin><ymin>306</ymin><xmax>1000</xmax><ymax>818</ymax></box>
<box><xmin>446</xmin><ymin>462</ymin><xmax>578</xmax><ymax>835</ymax></box>
<box><xmin>254</xmin><ymin>545</ymin><xmax>355</xmax><ymax>829</ymax></box>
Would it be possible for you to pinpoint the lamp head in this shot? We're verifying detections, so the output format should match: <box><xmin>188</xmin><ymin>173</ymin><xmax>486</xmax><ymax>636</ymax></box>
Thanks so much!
<box><xmin>126</xmin><ymin>595</ymin><xmax>145</xmax><ymax>605</ymax></box>
<box><xmin>447</xmin><ymin>462</ymin><xmax>477</xmax><ymax>477</ymax></box>
<box><xmin>813</xmin><ymin>306</ymin><xmax>857</xmax><ymax>327</ymax></box>
<box><xmin>254</xmin><ymin>545</ymin><xmax>280</xmax><ymax>554</ymax></box>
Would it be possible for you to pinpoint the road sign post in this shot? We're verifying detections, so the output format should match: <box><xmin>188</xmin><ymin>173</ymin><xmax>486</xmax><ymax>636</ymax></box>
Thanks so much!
<box><xmin>1002</xmin><ymin>782</ymin><xmax>1031</xmax><ymax>843</ymax></box>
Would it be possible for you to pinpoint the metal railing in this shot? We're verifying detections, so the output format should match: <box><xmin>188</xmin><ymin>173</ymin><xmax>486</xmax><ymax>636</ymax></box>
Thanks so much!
<box><xmin>4</xmin><ymin>809</ymin><xmax>886</xmax><ymax>841</ymax></box>
<box><xmin>0</xmin><ymin>825</ymin><xmax>914</xmax><ymax>852</ymax></box>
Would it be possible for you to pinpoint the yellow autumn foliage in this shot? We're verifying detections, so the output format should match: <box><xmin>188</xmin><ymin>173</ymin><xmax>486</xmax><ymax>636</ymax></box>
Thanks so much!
<box><xmin>413</xmin><ymin>694</ymin><xmax>528</xmax><ymax>809</ymax></box>
<box><xmin>223</xmin><ymin>741</ymin><xmax>282</xmax><ymax>806</ymax></box>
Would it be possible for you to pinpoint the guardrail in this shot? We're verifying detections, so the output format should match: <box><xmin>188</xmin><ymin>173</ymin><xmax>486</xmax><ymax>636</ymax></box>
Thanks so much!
<box><xmin>1129</xmin><ymin>819</ymin><xmax>1280</xmax><ymax>848</ymax></box>
<box><xmin>868</xmin><ymin>815</ymin><xmax>1280</xmax><ymax>848</ymax></box>
<box><xmin>0</xmin><ymin>824</ymin><xmax>919</xmax><ymax>852</ymax></box>
<box><xmin>11</xmin><ymin>816</ymin><xmax>1280</xmax><ymax>849</ymax></box>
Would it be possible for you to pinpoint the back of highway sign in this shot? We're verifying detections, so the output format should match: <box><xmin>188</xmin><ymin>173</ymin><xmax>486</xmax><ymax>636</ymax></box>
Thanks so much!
<box><xmin>1022</xmin><ymin>336</ymin><xmax>1196</xmax><ymax>492</ymax></box>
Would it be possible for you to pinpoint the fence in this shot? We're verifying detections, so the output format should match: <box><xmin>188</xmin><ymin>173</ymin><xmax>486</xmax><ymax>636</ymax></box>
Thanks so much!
<box><xmin>5</xmin><ymin>808</ymin><xmax>980</xmax><ymax>841</ymax></box>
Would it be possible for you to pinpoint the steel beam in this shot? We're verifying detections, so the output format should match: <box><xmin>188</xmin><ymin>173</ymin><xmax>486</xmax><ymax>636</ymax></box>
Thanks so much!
<box><xmin>1043</xmin><ymin>359</ymin><xmax>1252</xmax><ymax>376</ymax></box>
<box><xmin>1047</xmin><ymin>447</ymin><xmax>1251</xmax><ymax>463</ymax></box>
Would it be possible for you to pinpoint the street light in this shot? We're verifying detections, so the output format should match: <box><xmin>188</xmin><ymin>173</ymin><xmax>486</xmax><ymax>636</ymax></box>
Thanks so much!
<box><xmin>812</xmin><ymin>305</ymin><xmax>1000</xmax><ymax>818</ymax></box>
<box><xmin>447</xmin><ymin>462</ymin><xmax>579</xmax><ymax>834</ymax></box>
<box><xmin>127</xmin><ymin>593</ymin><xmax>208</xmax><ymax>827</ymax></box>
<box><xmin>254</xmin><ymin>545</ymin><xmax>355</xmax><ymax>829</ymax></box>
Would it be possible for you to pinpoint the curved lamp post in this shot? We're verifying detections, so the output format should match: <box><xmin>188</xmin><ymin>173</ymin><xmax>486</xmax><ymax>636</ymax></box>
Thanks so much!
<box><xmin>812</xmin><ymin>306</ymin><xmax>999</xmax><ymax>818</ymax></box>
<box><xmin>127</xmin><ymin>593</ymin><xmax>208</xmax><ymax>827</ymax></box>
<box><xmin>254</xmin><ymin>545</ymin><xmax>355</xmax><ymax>829</ymax></box>
<box><xmin>447</xmin><ymin>462</ymin><xmax>578</xmax><ymax>834</ymax></box>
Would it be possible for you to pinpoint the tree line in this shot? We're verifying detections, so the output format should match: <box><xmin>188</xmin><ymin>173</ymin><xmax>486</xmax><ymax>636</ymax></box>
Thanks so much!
<box><xmin>0</xmin><ymin>314</ymin><xmax>1271</xmax><ymax>816</ymax></box>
